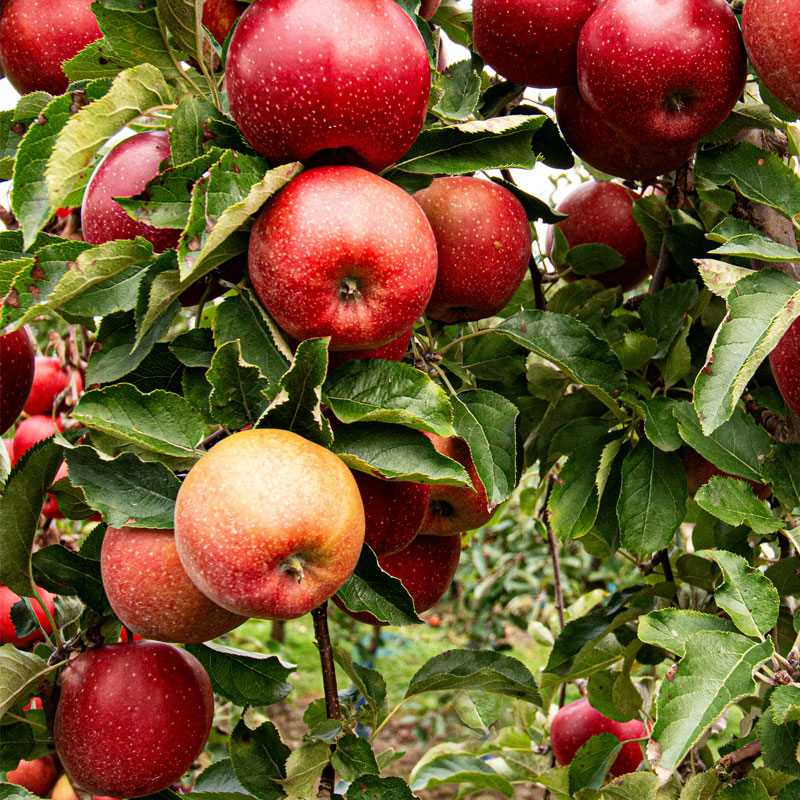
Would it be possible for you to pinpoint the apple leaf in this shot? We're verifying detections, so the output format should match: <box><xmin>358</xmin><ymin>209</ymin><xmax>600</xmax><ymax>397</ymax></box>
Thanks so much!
<box><xmin>719</xmin><ymin>780</ymin><xmax>770</xmax><ymax>800</ymax></box>
<box><xmin>762</xmin><ymin>444</ymin><xmax>800</xmax><ymax>508</ymax></box>
<box><xmin>229</xmin><ymin>719</ymin><xmax>290</xmax><ymax>800</ymax></box>
<box><xmin>0</xmin><ymin>645</ymin><xmax>58</xmax><ymax>719</ymax></box>
<box><xmin>207</xmin><ymin>340</ymin><xmax>271</xmax><ymax>430</ymax></box>
<box><xmin>155</xmin><ymin>0</ymin><xmax>209</xmax><ymax>63</ymax></box>
<box><xmin>331</xmin><ymin>734</ymin><xmax>380</xmax><ymax>783</ymax></box>
<box><xmin>0</xmin><ymin>715</ymin><xmax>52</xmax><ymax>772</ymax></box>
<box><xmin>32</xmin><ymin>542</ymin><xmax>111</xmax><ymax>615</ymax></box>
<box><xmin>709</xmin><ymin>233</ymin><xmax>800</xmax><ymax>263</ymax></box>
<box><xmin>410</xmin><ymin>754</ymin><xmax>513</xmax><ymax>797</ymax></box>
<box><xmin>694</xmin><ymin>258</ymin><xmax>755</xmax><ymax>300</ymax></box>
<box><xmin>568</xmin><ymin>734</ymin><xmax>625</xmax><ymax>794</ymax></box>
<box><xmin>430</xmin><ymin>58</ymin><xmax>482</xmax><ymax>121</ymax></box>
<box><xmin>638</xmin><ymin>609</ymin><xmax>738</xmax><ymax>658</ymax></box>
<box><xmin>695</xmin><ymin>477</ymin><xmax>782</xmax><ymax>535</ymax></box>
<box><xmin>600</xmin><ymin>772</ymin><xmax>660</xmax><ymax>799</ymax></box>
<box><xmin>193</xmin><ymin>758</ymin><xmax>248</xmax><ymax>794</ymax></box>
<box><xmin>278</xmin><ymin>741</ymin><xmax>330</xmax><ymax>799</ymax></box>
<box><xmin>345</xmin><ymin>776</ymin><xmax>418</xmax><ymax>800</ymax></box>
<box><xmin>626</xmin><ymin>396</ymin><xmax>682</xmax><ymax>452</ymax></box>
<box><xmin>769</xmin><ymin>686</ymin><xmax>800</xmax><ymax>726</ymax></box>
<box><xmin>760</xmin><ymin>704</ymin><xmax>800</xmax><ymax>780</ymax></box>
<box><xmin>332</xmin><ymin>645</ymin><xmax>388</xmax><ymax>729</ymax></box>
<box><xmin>564</xmin><ymin>243</ymin><xmax>625</xmax><ymax>277</ymax></box>
<box><xmin>0</xmin><ymin>110</ymin><xmax>24</xmax><ymax>180</ymax></box>
<box><xmin>169</xmin><ymin>328</ymin><xmax>215</xmax><ymax>368</ymax></box>
<box><xmin>62</xmin><ymin>38</ymin><xmax>129</xmax><ymax>84</ymax></box>
<box><xmin>638</xmin><ymin>282</ymin><xmax>699</xmax><ymax>359</ymax></box>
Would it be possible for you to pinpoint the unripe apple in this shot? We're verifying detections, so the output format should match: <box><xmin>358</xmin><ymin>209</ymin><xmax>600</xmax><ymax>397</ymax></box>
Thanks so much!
<box><xmin>6</xmin><ymin>756</ymin><xmax>56</xmax><ymax>797</ymax></box>
<box><xmin>577</xmin><ymin>0</ymin><xmax>747</xmax><ymax>146</ymax></box>
<box><xmin>334</xmin><ymin>533</ymin><xmax>462</xmax><ymax>625</ymax></box>
<box><xmin>550</xmin><ymin>698</ymin><xmax>645</xmax><ymax>776</ymax></box>
<box><xmin>327</xmin><ymin>328</ymin><xmax>413</xmax><ymax>372</ymax></box>
<box><xmin>418</xmin><ymin>433</ymin><xmax>495</xmax><ymax>536</ymax></box>
<box><xmin>54</xmin><ymin>641</ymin><xmax>214</xmax><ymax>798</ymax></box>
<box><xmin>742</xmin><ymin>0</ymin><xmax>800</xmax><ymax>116</ymax></box>
<box><xmin>174</xmin><ymin>428</ymin><xmax>366</xmax><ymax>620</ymax></box>
<box><xmin>23</xmin><ymin>357</ymin><xmax>83</xmax><ymax>416</ymax></box>
<box><xmin>414</xmin><ymin>176</ymin><xmax>532</xmax><ymax>323</ymax></box>
<box><xmin>49</xmin><ymin>774</ymin><xmax>79</xmax><ymax>800</ymax></box>
<box><xmin>473</xmin><ymin>0</ymin><xmax>600</xmax><ymax>88</ymax></box>
<box><xmin>681</xmin><ymin>447</ymin><xmax>771</xmax><ymax>501</ymax></box>
<box><xmin>545</xmin><ymin>181</ymin><xmax>652</xmax><ymax>292</ymax></box>
<box><xmin>0</xmin><ymin>0</ymin><xmax>102</xmax><ymax>95</ymax></box>
<box><xmin>82</xmin><ymin>131</ymin><xmax>181</xmax><ymax>253</ymax></box>
<box><xmin>0</xmin><ymin>584</ymin><xmax>56</xmax><ymax>648</ymax></box>
<box><xmin>202</xmin><ymin>0</ymin><xmax>246</xmax><ymax>43</ymax></box>
<box><xmin>101</xmin><ymin>526</ymin><xmax>247</xmax><ymax>643</ymax></box>
<box><xmin>249</xmin><ymin>166</ymin><xmax>438</xmax><ymax>351</ymax></box>
<box><xmin>226</xmin><ymin>0</ymin><xmax>430</xmax><ymax>172</ymax></box>
<box><xmin>0</xmin><ymin>323</ymin><xmax>35</xmax><ymax>435</ymax></box>
<box><xmin>770</xmin><ymin>315</ymin><xmax>800</xmax><ymax>418</ymax></box>
<box><xmin>13</xmin><ymin>415</ymin><xmax>64</xmax><ymax>462</ymax></box>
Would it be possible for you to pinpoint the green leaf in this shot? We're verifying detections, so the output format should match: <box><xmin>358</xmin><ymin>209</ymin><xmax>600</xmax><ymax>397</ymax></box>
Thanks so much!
<box><xmin>639</xmin><ymin>282</ymin><xmax>699</xmax><ymax>359</ymax></box>
<box><xmin>193</xmin><ymin>759</ymin><xmax>248</xmax><ymax>794</ymax></box>
<box><xmin>612</xmin><ymin>332</ymin><xmax>659</xmax><ymax>372</ymax></box>
<box><xmin>565</xmin><ymin>243</ymin><xmax>625</xmax><ymax>276</ymax></box>
<box><xmin>718</xmin><ymin>780</ymin><xmax>769</xmax><ymax>800</ymax></box>
<box><xmin>695</xmin><ymin>477</ymin><xmax>782</xmax><ymax>535</ymax></box>
<box><xmin>279</xmin><ymin>741</ymin><xmax>330</xmax><ymax>799</ymax></box>
<box><xmin>62</xmin><ymin>38</ymin><xmax>129</xmax><ymax>83</ymax></box>
<box><xmin>155</xmin><ymin>0</ymin><xmax>207</xmax><ymax>62</ymax></box>
<box><xmin>762</xmin><ymin>444</ymin><xmax>800</xmax><ymax>509</ymax></box>
<box><xmin>0</xmin><ymin>717</ymin><xmax>51</xmax><ymax>772</ymax></box>
<box><xmin>760</xmin><ymin>700</ymin><xmax>800</xmax><ymax>779</ymax></box>
<box><xmin>228</xmin><ymin>719</ymin><xmax>289</xmax><ymax>800</ymax></box>
<box><xmin>601</xmin><ymin>772</ymin><xmax>660</xmax><ymax>799</ymax></box>
<box><xmin>0</xmin><ymin>646</ymin><xmax>56</xmax><ymax>719</ymax></box>
<box><xmin>629</xmin><ymin>396</ymin><xmax>682</xmax><ymax>452</ymax></box>
<box><xmin>490</xmin><ymin>177</ymin><xmax>565</xmax><ymax>224</ymax></box>
<box><xmin>331</xmin><ymin>734</ymin><xmax>380</xmax><ymax>783</ymax></box>
<box><xmin>709</xmin><ymin>233</ymin><xmax>800</xmax><ymax>262</ymax></box>
<box><xmin>169</xmin><ymin>328</ymin><xmax>215</xmax><ymax>368</ymax></box>
<box><xmin>207</xmin><ymin>340</ymin><xmax>270</xmax><ymax>429</ymax></box>
<box><xmin>678</xmin><ymin>770</ymin><xmax>724</xmax><ymax>800</ymax></box>
<box><xmin>410</xmin><ymin>754</ymin><xmax>513</xmax><ymax>797</ymax></box>
<box><xmin>185</xmin><ymin>643</ymin><xmax>294</xmax><ymax>707</ymax></box>
<box><xmin>0</xmin><ymin>784</ymin><xmax>38</xmax><ymax>800</ymax></box>
<box><xmin>430</xmin><ymin>58</ymin><xmax>482</xmax><ymax>121</ymax></box>
<box><xmin>32</xmin><ymin>543</ymin><xmax>111</xmax><ymax>615</ymax></box>
<box><xmin>695</xmin><ymin>258</ymin><xmax>755</xmax><ymax>300</ymax></box>
<box><xmin>770</xmin><ymin>686</ymin><xmax>800</xmax><ymax>725</ymax></box>
<box><xmin>569</xmin><ymin>734</ymin><xmax>625</xmax><ymax>794</ymax></box>
<box><xmin>638</xmin><ymin>609</ymin><xmax>737</xmax><ymax>657</ymax></box>
<box><xmin>331</xmin><ymin>645</ymin><xmax>388</xmax><ymax>729</ymax></box>
<box><xmin>345</xmin><ymin>776</ymin><xmax>417</xmax><ymax>800</ymax></box>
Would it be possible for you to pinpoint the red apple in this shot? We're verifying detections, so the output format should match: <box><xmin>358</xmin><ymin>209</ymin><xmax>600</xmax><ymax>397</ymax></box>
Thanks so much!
<box><xmin>328</xmin><ymin>328</ymin><xmax>413</xmax><ymax>372</ymax></box>
<box><xmin>202</xmin><ymin>0</ymin><xmax>247</xmax><ymax>44</ymax></box>
<box><xmin>417</xmin><ymin>433</ymin><xmax>495</xmax><ymax>536</ymax></box>
<box><xmin>54</xmin><ymin>641</ymin><xmax>214</xmax><ymax>798</ymax></box>
<box><xmin>82</xmin><ymin>131</ymin><xmax>181</xmax><ymax>253</ymax></box>
<box><xmin>418</xmin><ymin>0</ymin><xmax>441</xmax><ymax>20</ymax></box>
<box><xmin>178</xmin><ymin>255</ymin><xmax>246</xmax><ymax>307</ymax></box>
<box><xmin>545</xmin><ymin>181</ymin><xmax>652</xmax><ymax>292</ymax></box>
<box><xmin>0</xmin><ymin>584</ymin><xmax>56</xmax><ymax>648</ymax></box>
<box><xmin>0</xmin><ymin>323</ymin><xmax>35</xmax><ymax>435</ymax></box>
<box><xmin>13</xmin><ymin>415</ymin><xmax>64</xmax><ymax>462</ymax></box>
<box><xmin>681</xmin><ymin>447</ymin><xmax>771</xmax><ymax>501</ymax></box>
<box><xmin>555</xmin><ymin>85</ymin><xmax>697</xmax><ymax>180</ymax></box>
<box><xmin>742</xmin><ymin>0</ymin><xmax>800</xmax><ymax>116</ymax></box>
<box><xmin>577</xmin><ymin>0</ymin><xmax>747</xmax><ymax>146</ymax></box>
<box><xmin>473</xmin><ymin>0</ymin><xmax>600</xmax><ymax>88</ymax></box>
<box><xmin>0</xmin><ymin>0</ymin><xmax>102</xmax><ymax>95</ymax></box>
<box><xmin>174</xmin><ymin>428</ymin><xmax>366</xmax><ymax>620</ymax></box>
<box><xmin>550</xmin><ymin>698</ymin><xmax>645</xmax><ymax>777</ymax></box>
<box><xmin>3</xmin><ymin>439</ymin><xmax>14</xmax><ymax>463</ymax></box>
<box><xmin>23</xmin><ymin>357</ymin><xmax>83</xmax><ymax>416</ymax></box>
<box><xmin>334</xmin><ymin>533</ymin><xmax>461</xmax><ymax>624</ymax></box>
<box><xmin>770</xmin><ymin>315</ymin><xmax>800</xmax><ymax>418</ymax></box>
<box><xmin>414</xmin><ymin>176</ymin><xmax>532</xmax><ymax>323</ymax></box>
<box><xmin>248</xmin><ymin>166</ymin><xmax>438</xmax><ymax>351</ymax></box>
<box><xmin>226</xmin><ymin>0</ymin><xmax>430</xmax><ymax>172</ymax></box>
<box><xmin>352</xmin><ymin>471</ymin><xmax>430</xmax><ymax>557</ymax></box>
<box><xmin>101</xmin><ymin>526</ymin><xmax>247</xmax><ymax>643</ymax></box>
<box><xmin>6</xmin><ymin>756</ymin><xmax>56</xmax><ymax>796</ymax></box>
<box><xmin>41</xmin><ymin>461</ymin><xmax>68</xmax><ymax>520</ymax></box>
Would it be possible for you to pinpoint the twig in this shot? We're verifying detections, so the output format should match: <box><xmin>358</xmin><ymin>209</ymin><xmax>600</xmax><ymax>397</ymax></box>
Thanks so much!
<box><xmin>529</xmin><ymin>255</ymin><xmax>547</xmax><ymax>311</ymax></box>
<box><xmin>658</xmin><ymin>549</ymin><xmax>675</xmax><ymax>583</ymax></box>
<box><xmin>312</xmin><ymin>602</ymin><xmax>340</xmax><ymax>799</ymax></box>
<box><xmin>647</xmin><ymin>237</ymin><xmax>673</xmax><ymax>296</ymax></box>
<box><xmin>543</xmin><ymin>480</ymin><xmax>567</xmax><ymax>710</ymax></box>
<box><xmin>716</xmin><ymin>739</ymin><xmax>761</xmax><ymax>771</ymax></box>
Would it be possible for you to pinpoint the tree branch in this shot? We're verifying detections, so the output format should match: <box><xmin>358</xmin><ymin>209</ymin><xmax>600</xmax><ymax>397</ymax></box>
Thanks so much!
<box><xmin>716</xmin><ymin>739</ymin><xmax>761</xmax><ymax>772</ymax></box>
<box><xmin>312</xmin><ymin>602</ymin><xmax>340</xmax><ymax>799</ymax></box>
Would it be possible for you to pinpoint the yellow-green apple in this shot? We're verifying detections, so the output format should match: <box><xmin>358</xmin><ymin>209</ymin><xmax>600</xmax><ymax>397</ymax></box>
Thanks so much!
<box><xmin>0</xmin><ymin>0</ymin><xmax>101</xmax><ymax>95</ymax></box>
<box><xmin>418</xmin><ymin>433</ymin><xmax>495</xmax><ymax>536</ymax></box>
<box><xmin>681</xmin><ymin>447</ymin><xmax>771</xmax><ymax>500</ymax></box>
<box><xmin>49</xmin><ymin>774</ymin><xmax>78</xmax><ymax>800</ymax></box>
<box><xmin>473</xmin><ymin>0</ymin><xmax>600</xmax><ymax>88</ymax></box>
<box><xmin>225</xmin><ymin>0</ymin><xmax>430</xmax><ymax>172</ymax></box>
<box><xmin>770</xmin><ymin>316</ymin><xmax>800</xmax><ymax>417</ymax></box>
<box><xmin>577</xmin><ymin>0</ymin><xmax>747</xmax><ymax>145</ymax></box>
<box><xmin>23</xmin><ymin>357</ymin><xmax>83</xmax><ymax>415</ymax></box>
<box><xmin>101</xmin><ymin>526</ymin><xmax>247</xmax><ymax>643</ymax></box>
<box><xmin>202</xmin><ymin>0</ymin><xmax>246</xmax><ymax>43</ymax></box>
<box><xmin>13</xmin><ymin>415</ymin><xmax>64</xmax><ymax>461</ymax></box>
<box><xmin>328</xmin><ymin>328</ymin><xmax>413</xmax><ymax>372</ymax></box>
<box><xmin>555</xmin><ymin>85</ymin><xmax>697</xmax><ymax>180</ymax></box>
<box><xmin>414</xmin><ymin>176</ymin><xmax>532</xmax><ymax>323</ymax></box>
<box><xmin>545</xmin><ymin>181</ymin><xmax>652</xmax><ymax>291</ymax></box>
<box><xmin>334</xmin><ymin>533</ymin><xmax>462</xmax><ymax>624</ymax></box>
<box><xmin>174</xmin><ymin>428</ymin><xmax>365</xmax><ymax>620</ymax></box>
<box><xmin>82</xmin><ymin>131</ymin><xmax>180</xmax><ymax>253</ymax></box>
<box><xmin>0</xmin><ymin>584</ymin><xmax>56</xmax><ymax>647</ymax></box>
<box><xmin>0</xmin><ymin>323</ymin><xmax>35</xmax><ymax>434</ymax></box>
<box><xmin>6</xmin><ymin>756</ymin><xmax>56</xmax><ymax>796</ymax></box>
<box><xmin>248</xmin><ymin>166</ymin><xmax>438</xmax><ymax>350</ymax></box>
<box><xmin>550</xmin><ymin>698</ymin><xmax>645</xmax><ymax>776</ymax></box>
<box><xmin>54</xmin><ymin>641</ymin><xmax>213</xmax><ymax>798</ymax></box>
<box><xmin>742</xmin><ymin>0</ymin><xmax>800</xmax><ymax>116</ymax></box>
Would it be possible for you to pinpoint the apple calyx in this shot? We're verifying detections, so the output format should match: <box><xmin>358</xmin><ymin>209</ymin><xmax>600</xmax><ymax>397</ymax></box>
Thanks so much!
<box><xmin>281</xmin><ymin>556</ymin><xmax>305</xmax><ymax>584</ymax></box>
<box><xmin>338</xmin><ymin>277</ymin><xmax>363</xmax><ymax>303</ymax></box>
<box><xmin>430</xmin><ymin>499</ymin><xmax>456</xmax><ymax>520</ymax></box>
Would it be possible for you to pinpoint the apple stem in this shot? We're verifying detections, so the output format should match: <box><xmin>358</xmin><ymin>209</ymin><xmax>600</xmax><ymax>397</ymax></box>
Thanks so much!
<box><xmin>282</xmin><ymin>556</ymin><xmax>305</xmax><ymax>584</ymax></box>
<box><xmin>311</xmin><ymin>602</ymin><xmax>340</xmax><ymax>798</ymax></box>
<box><xmin>528</xmin><ymin>255</ymin><xmax>546</xmax><ymax>311</ymax></box>
<box><xmin>338</xmin><ymin>277</ymin><xmax>362</xmax><ymax>302</ymax></box>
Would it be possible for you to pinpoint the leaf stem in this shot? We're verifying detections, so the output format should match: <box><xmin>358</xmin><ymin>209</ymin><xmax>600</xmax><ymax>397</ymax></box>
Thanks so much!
<box><xmin>437</xmin><ymin>328</ymin><xmax>494</xmax><ymax>357</ymax></box>
<box><xmin>195</xmin><ymin>0</ymin><xmax>222</xmax><ymax>110</ymax></box>
<box><xmin>157</xmin><ymin>12</ymin><xmax>207</xmax><ymax>99</ymax></box>
<box><xmin>29</xmin><ymin>587</ymin><xmax>62</xmax><ymax>650</ymax></box>
<box><xmin>368</xmin><ymin>698</ymin><xmax>409</xmax><ymax>744</ymax></box>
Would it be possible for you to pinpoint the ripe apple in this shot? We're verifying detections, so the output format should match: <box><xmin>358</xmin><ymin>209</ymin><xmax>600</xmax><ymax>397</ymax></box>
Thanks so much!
<box><xmin>352</xmin><ymin>471</ymin><xmax>430</xmax><ymax>557</ymax></box>
<box><xmin>550</xmin><ymin>697</ymin><xmax>645</xmax><ymax>776</ymax></box>
<box><xmin>742</xmin><ymin>0</ymin><xmax>800</xmax><ymax>116</ymax></box>
<box><xmin>414</xmin><ymin>176</ymin><xmax>532</xmax><ymax>323</ymax></box>
<box><xmin>178</xmin><ymin>255</ymin><xmax>246</xmax><ymax>307</ymax></box>
<box><xmin>545</xmin><ymin>181</ymin><xmax>652</xmax><ymax>292</ymax></box>
<box><xmin>41</xmin><ymin>460</ymin><xmax>68</xmax><ymax>520</ymax></box>
<box><xmin>555</xmin><ymin>85</ymin><xmax>697</xmax><ymax>180</ymax></box>
<box><xmin>54</xmin><ymin>641</ymin><xmax>214</xmax><ymax>798</ymax></box>
<box><xmin>226</xmin><ymin>0</ymin><xmax>430</xmax><ymax>172</ymax></box>
<box><xmin>101</xmin><ymin>526</ymin><xmax>247</xmax><ymax>643</ymax></box>
<box><xmin>248</xmin><ymin>166</ymin><xmax>438</xmax><ymax>351</ymax></box>
<box><xmin>23</xmin><ymin>357</ymin><xmax>83</xmax><ymax>416</ymax></box>
<box><xmin>6</xmin><ymin>756</ymin><xmax>57</xmax><ymax>797</ymax></box>
<box><xmin>174</xmin><ymin>428</ymin><xmax>366</xmax><ymax>620</ymax></box>
<box><xmin>0</xmin><ymin>584</ymin><xmax>56</xmax><ymax>648</ymax></box>
<box><xmin>577</xmin><ymin>0</ymin><xmax>747</xmax><ymax>146</ymax></box>
<box><xmin>473</xmin><ymin>0</ymin><xmax>600</xmax><ymax>88</ymax></box>
<box><xmin>328</xmin><ymin>328</ymin><xmax>413</xmax><ymax>372</ymax></box>
<box><xmin>202</xmin><ymin>0</ymin><xmax>246</xmax><ymax>43</ymax></box>
<box><xmin>82</xmin><ymin>131</ymin><xmax>181</xmax><ymax>253</ymax></box>
<box><xmin>334</xmin><ymin>533</ymin><xmax>462</xmax><ymax>624</ymax></box>
<box><xmin>770</xmin><ymin>315</ymin><xmax>800</xmax><ymax>418</ymax></box>
<box><xmin>13</xmin><ymin>415</ymin><xmax>64</xmax><ymax>462</ymax></box>
<box><xmin>681</xmin><ymin>447</ymin><xmax>771</xmax><ymax>501</ymax></box>
<box><xmin>0</xmin><ymin>0</ymin><xmax>102</xmax><ymax>95</ymax></box>
<box><xmin>417</xmin><ymin>433</ymin><xmax>495</xmax><ymax>536</ymax></box>
<box><xmin>418</xmin><ymin>0</ymin><xmax>441</xmax><ymax>20</ymax></box>
<box><xmin>0</xmin><ymin>323</ymin><xmax>35</xmax><ymax>435</ymax></box>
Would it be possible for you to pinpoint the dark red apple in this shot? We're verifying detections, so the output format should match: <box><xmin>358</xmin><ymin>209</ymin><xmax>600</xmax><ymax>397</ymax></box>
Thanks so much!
<box><xmin>577</xmin><ymin>0</ymin><xmax>747</xmax><ymax>146</ymax></box>
<box><xmin>202</xmin><ymin>0</ymin><xmax>247</xmax><ymax>43</ymax></box>
<box><xmin>0</xmin><ymin>584</ymin><xmax>56</xmax><ymax>648</ymax></box>
<box><xmin>545</xmin><ymin>181</ymin><xmax>652</xmax><ymax>291</ymax></box>
<box><xmin>327</xmin><ymin>328</ymin><xmax>413</xmax><ymax>372</ymax></box>
<box><xmin>418</xmin><ymin>0</ymin><xmax>441</xmax><ymax>20</ymax></box>
<box><xmin>414</xmin><ymin>176</ymin><xmax>532</xmax><ymax>323</ymax></box>
<box><xmin>0</xmin><ymin>323</ymin><xmax>35</xmax><ymax>435</ymax></box>
<box><xmin>550</xmin><ymin>698</ymin><xmax>645</xmax><ymax>777</ymax></box>
<box><xmin>178</xmin><ymin>255</ymin><xmax>246</xmax><ymax>307</ymax></box>
<box><xmin>417</xmin><ymin>433</ymin><xmax>495</xmax><ymax>536</ymax></box>
<box><xmin>82</xmin><ymin>131</ymin><xmax>180</xmax><ymax>253</ymax></box>
<box><xmin>0</xmin><ymin>0</ymin><xmax>102</xmax><ymax>95</ymax></box>
<box><xmin>23</xmin><ymin>356</ymin><xmax>83</xmax><ymax>416</ymax></box>
<box><xmin>352</xmin><ymin>471</ymin><xmax>430</xmax><ymax>557</ymax></box>
<box><xmin>473</xmin><ymin>0</ymin><xmax>600</xmax><ymax>88</ymax></box>
<box><xmin>555</xmin><ymin>85</ymin><xmax>697</xmax><ymax>180</ymax></box>
<box><xmin>770</xmin><ymin>315</ymin><xmax>800</xmax><ymax>418</ymax></box>
<box><xmin>334</xmin><ymin>533</ymin><xmax>462</xmax><ymax>625</ymax></box>
<box><xmin>248</xmin><ymin>166</ymin><xmax>438</xmax><ymax>351</ymax></box>
<box><xmin>226</xmin><ymin>0</ymin><xmax>430</xmax><ymax>172</ymax></box>
<box><xmin>54</xmin><ymin>641</ymin><xmax>214</xmax><ymax>798</ymax></box>
<box><xmin>6</xmin><ymin>756</ymin><xmax>57</xmax><ymax>797</ymax></box>
<box><xmin>101</xmin><ymin>526</ymin><xmax>247</xmax><ymax>643</ymax></box>
<box><xmin>742</xmin><ymin>0</ymin><xmax>800</xmax><ymax>116</ymax></box>
<box><xmin>681</xmin><ymin>447</ymin><xmax>771</xmax><ymax>501</ymax></box>
<box><xmin>13</xmin><ymin>415</ymin><xmax>64</xmax><ymax>462</ymax></box>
